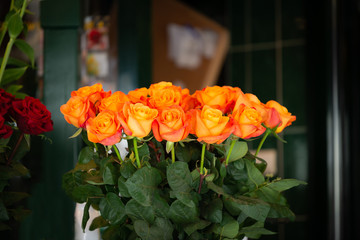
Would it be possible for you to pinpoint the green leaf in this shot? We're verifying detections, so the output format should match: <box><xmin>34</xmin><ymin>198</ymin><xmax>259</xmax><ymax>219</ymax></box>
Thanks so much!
<box><xmin>102</xmin><ymin>224</ymin><xmax>132</xmax><ymax>240</ymax></box>
<box><xmin>125</xmin><ymin>199</ymin><xmax>155</xmax><ymax>224</ymax></box>
<box><xmin>120</xmin><ymin>160</ymin><xmax>136</xmax><ymax>179</ymax></box>
<box><xmin>238</xmin><ymin>222</ymin><xmax>276</xmax><ymax>239</ymax></box>
<box><xmin>168</xmin><ymin>199</ymin><xmax>198</xmax><ymax>224</ymax></box>
<box><xmin>103</xmin><ymin>162</ymin><xmax>118</xmax><ymax>185</ymax></box>
<box><xmin>118</xmin><ymin>176</ymin><xmax>131</xmax><ymax>197</ymax></box>
<box><xmin>226</xmin><ymin>141</ymin><xmax>248</xmax><ymax>163</ymax></box>
<box><xmin>267</xmin><ymin>203</ymin><xmax>295</xmax><ymax>220</ymax></box>
<box><xmin>125</xmin><ymin>167</ymin><xmax>162</xmax><ymax>206</ymax></box>
<box><xmin>69</xmin><ymin>128</ymin><xmax>82</xmax><ymax>139</ymax></box>
<box><xmin>202</xmin><ymin>198</ymin><xmax>223</xmax><ymax>223</ymax></box>
<box><xmin>2</xmin><ymin>191</ymin><xmax>29</xmax><ymax>206</ymax></box>
<box><xmin>134</xmin><ymin>218</ymin><xmax>173</xmax><ymax>240</ymax></box>
<box><xmin>89</xmin><ymin>216</ymin><xmax>109</xmax><ymax>231</ymax></box>
<box><xmin>7</xmin><ymin>13</ymin><xmax>23</xmax><ymax>38</ymax></box>
<box><xmin>99</xmin><ymin>192</ymin><xmax>126</xmax><ymax>225</ymax></box>
<box><xmin>6</xmin><ymin>84</ymin><xmax>23</xmax><ymax>95</ymax></box>
<box><xmin>1</xmin><ymin>66</ymin><xmax>27</xmax><ymax>85</ymax></box>
<box><xmin>72</xmin><ymin>185</ymin><xmax>103</xmax><ymax>203</ymax></box>
<box><xmin>137</xmin><ymin>142</ymin><xmax>150</xmax><ymax>162</ymax></box>
<box><xmin>8</xmin><ymin>207</ymin><xmax>31</xmax><ymax>221</ymax></box>
<box><xmin>151</xmin><ymin>194</ymin><xmax>170</xmax><ymax>218</ymax></box>
<box><xmin>184</xmin><ymin>219</ymin><xmax>211</xmax><ymax>235</ymax></box>
<box><xmin>78</xmin><ymin>146</ymin><xmax>95</xmax><ymax>164</ymax></box>
<box><xmin>267</xmin><ymin>179</ymin><xmax>307</xmax><ymax>192</ymax></box>
<box><xmin>213</xmin><ymin>214</ymin><xmax>239</xmax><ymax>238</ymax></box>
<box><xmin>14</xmin><ymin>39</ymin><xmax>35</xmax><ymax>67</ymax></box>
<box><xmin>0</xmin><ymin>199</ymin><xmax>9</xmax><ymax>221</ymax></box>
<box><xmin>175</xmin><ymin>143</ymin><xmax>191</xmax><ymax>162</ymax></box>
<box><xmin>244</xmin><ymin>159</ymin><xmax>264</xmax><ymax>190</ymax></box>
<box><xmin>12</xmin><ymin>162</ymin><xmax>30</xmax><ymax>177</ymax></box>
<box><xmin>0</xmin><ymin>57</ymin><xmax>27</xmax><ymax>67</ymax></box>
<box><xmin>82</xmin><ymin>201</ymin><xmax>91</xmax><ymax>232</ymax></box>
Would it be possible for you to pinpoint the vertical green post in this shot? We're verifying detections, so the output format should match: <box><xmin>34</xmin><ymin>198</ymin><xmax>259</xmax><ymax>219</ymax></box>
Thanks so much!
<box><xmin>117</xmin><ymin>0</ymin><xmax>152</xmax><ymax>91</ymax></box>
<box><xmin>20</xmin><ymin>0</ymin><xmax>81</xmax><ymax>239</ymax></box>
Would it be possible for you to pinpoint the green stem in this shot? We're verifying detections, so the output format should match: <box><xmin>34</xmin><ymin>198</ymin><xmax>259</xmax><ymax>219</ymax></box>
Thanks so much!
<box><xmin>93</xmin><ymin>142</ymin><xmax>98</xmax><ymax>153</ymax></box>
<box><xmin>255</xmin><ymin>129</ymin><xmax>271</xmax><ymax>157</ymax></box>
<box><xmin>0</xmin><ymin>38</ymin><xmax>14</xmax><ymax>85</ymax></box>
<box><xmin>112</xmin><ymin>144</ymin><xmax>123</xmax><ymax>162</ymax></box>
<box><xmin>225</xmin><ymin>139</ymin><xmax>236</xmax><ymax>166</ymax></box>
<box><xmin>19</xmin><ymin>0</ymin><xmax>27</xmax><ymax>18</ymax></box>
<box><xmin>200</xmin><ymin>143</ymin><xmax>206</xmax><ymax>175</ymax></box>
<box><xmin>133</xmin><ymin>138</ymin><xmax>141</xmax><ymax>168</ymax></box>
<box><xmin>171</xmin><ymin>146</ymin><xmax>175</xmax><ymax>164</ymax></box>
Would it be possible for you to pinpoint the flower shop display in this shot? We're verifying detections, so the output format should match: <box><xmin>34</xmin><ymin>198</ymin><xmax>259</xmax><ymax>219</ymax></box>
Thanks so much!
<box><xmin>61</xmin><ymin>81</ymin><xmax>305</xmax><ymax>239</ymax></box>
<box><xmin>0</xmin><ymin>0</ymin><xmax>53</xmax><ymax>232</ymax></box>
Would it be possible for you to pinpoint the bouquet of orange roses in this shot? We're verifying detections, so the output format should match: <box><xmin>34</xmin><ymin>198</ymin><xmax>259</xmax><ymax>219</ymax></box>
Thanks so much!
<box><xmin>61</xmin><ymin>82</ymin><xmax>305</xmax><ymax>240</ymax></box>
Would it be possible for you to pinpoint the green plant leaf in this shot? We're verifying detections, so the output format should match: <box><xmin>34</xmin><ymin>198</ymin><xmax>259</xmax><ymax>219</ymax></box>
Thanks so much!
<box><xmin>118</xmin><ymin>176</ymin><xmax>131</xmax><ymax>197</ymax></box>
<box><xmin>167</xmin><ymin>162</ymin><xmax>193</xmax><ymax>204</ymax></box>
<box><xmin>99</xmin><ymin>192</ymin><xmax>126</xmax><ymax>225</ymax></box>
<box><xmin>2</xmin><ymin>66</ymin><xmax>27</xmax><ymax>85</ymax></box>
<box><xmin>12</xmin><ymin>162</ymin><xmax>30</xmax><ymax>177</ymax></box>
<box><xmin>244</xmin><ymin>159</ymin><xmax>264</xmax><ymax>190</ymax></box>
<box><xmin>78</xmin><ymin>146</ymin><xmax>95</xmax><ymax>164</ymax></box>
<box><xmin>0</xmin><ymin>57</ymin><xmax>27</xmax><ymax>67</ymax></box>
<box><xmin>213</xmin><ymin>214</ymin><xmax>239</xmax><ymax>238</ymax></box>
<box><xmin>120</xmin><ymin>160</ymin><xmax>136</xmax><ymax>179</ymax></box>
<box><xmin>14</xmin><ymin>39</ymin><xmax>34</xmax><ymax>67</ymax></box>
<box><xmin>8</xmin><ymin>207</ymin><xmax>31</xmax><ymax>221</ymax></box>
<box><xmin>267</xmin><ymin>179</ymin><xmax>307</xmax><ymax>192</ymax></box>
<box><xmin>125</xmin><ymin>199</ymin><xmax>155</xmax><ymax>224</ymax></box>
<box><xmin>6</xmin><ymin>84</ymin><xmax>23</xmax><ymax>95</ymax></box>
<box><xmin>238</xmin><ymin>221</ymin><xmax>276</xmax><ymax>239</ymax></box>
<box><xmin>151</xmin><ymin>194</ymin><xmax>170</xmax><ymax>218</ymax></box>
<box><xmin>72</xmin><ymin>184</ymin><xmax>103</xmax><ymax>203</ymax></box>
<box><xmin>125</xmin><ymin>167</ymin><xmax>162</xmax><ymax>206</ymax></box>
<box><xmin>0</xmin><ymin>199</ymin><xmax>9</xmax><ymax>221</ymax></box>
<box><xmin>168</xmin><ymin>199</ymin><xmax>198</xmax><ymax>224</ymax></box>
<box><xmin>226</xmin><ymin>141</ymin><xmax>248</xmax><ymax>163</ymax></box>
<box><xmin>267</xmin><ymin>203</ymin><xmax>295</xmax><ymax>220</ymax></box>
<box><xmin>1</xmin><ymin>191</ymin><xmax>29</xmax><ymax>206</ymax></box>
<box><xmin>137</xmin><ymin>142</ymin><xmax>150</xmax><ymax>162</ymax></box>
<box><xmin>202</xmin><ymin>198</ymin><xmax>223</xmax><ymax>223</ymax></box>
<box><xmin>7</xmin><ymin>13</ymin><xmax>23</xmax><ymax>38</ymax></box>
<box><xmin>134</xmin><ymin>218</ymin><xmax>173</xmax><ymax>240</ymax></box>
<box><xmin>102</xmin><ymin>224</ymin><xmax>132</xmax><ymax>240</ymax></box>
<box><xmin>82</xmin><ymin>201</ymin><xmax>91</xmax><ymax>232</ymax></box>
<box><xmin>184</xmin><ymin>219</ymin><xmax>211</xmax><ymax>235</ymax></box>
<box><xmin>103</xmin><ymin>162</ymin><xmax>118</xmax><ymax>185</ymax></box>
<box><xmin>89</xmin><ymin>216</ymin><xmax>109</xmax><ymax>231</ymax></box>
<box><xmin>69</xmin><ymin>128</ymin><xmax>82</xmax><ymax>139</ymax></box>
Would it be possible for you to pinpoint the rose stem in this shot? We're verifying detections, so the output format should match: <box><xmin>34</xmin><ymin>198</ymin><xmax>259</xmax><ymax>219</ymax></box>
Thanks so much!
<box><xmin>225</xmin><ymin>139</ymin><xmax>236</xmax><ymax>166</ymax></box>
<box><xmin>255</xmin><ymin>128</ymin><xmax>271</xmax><ymax>157</ymax></box>
<box><xmin>93</xmin><ymin>142</ymin><xmax>98</xmax><ymax>153</ymax></box>
<box><xmin>133</xmin><ymin>138</ymin><xmax>141</xmax><ymax>168</ymax></box>
<box><xmin>200</xmin><ymin>143</ymin><xmax>206</xmax><ymax>175</ymax></box>
<box><xmin>7</xmin><ymin>132</ymin><xmax>24</xmax><ymax>165</ymax></box>
<box><xmin>171</xmin><ymin>146</ymin><xmax>175</xmax><ymax>163</ymax></box>
<box><xmin>112</xmin><ymin>144</ymin><xmax>123</xmax><ymax>162</ymax></box>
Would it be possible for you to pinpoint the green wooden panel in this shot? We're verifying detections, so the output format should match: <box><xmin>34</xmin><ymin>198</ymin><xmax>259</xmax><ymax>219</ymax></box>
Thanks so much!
<box><xmin>117</xmin><ymin>0</ymin><xmax>152</xmax><ymax>92</ymax></box>
<box><xmin>40</xmin><ymin>0</ymin><xmax>81</xmax><ymax>28</ymax></box>
<box><xmin>20</xmin><ymin>19</ymin><xmax>80</xmax><ymax>240</ymax></box>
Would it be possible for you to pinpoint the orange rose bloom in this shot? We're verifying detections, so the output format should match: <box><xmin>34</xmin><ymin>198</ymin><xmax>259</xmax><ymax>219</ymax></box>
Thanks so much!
<box><xmin>86</xmin><ymin>110</ymin><xmax>122</xmax><ymax>145</ymax></box>
<box><xmin>189</xmin><ymin>105</ymin><xmax>233</xmax><ymax>144</ymax></box>
<box><xmin>60</xmin><ymin>96</ymin><xmax>96</xmax><ymax>128</ymax></box>
<box><xmin>152</xmin><ymin>105</ymin><xmax>190</xmax><ymax>142</ymax></box>
<box><xmin>128</xmin><ymin>87</ymin><xmax>149</xmax><ymax>105</ymax></box>
<box><xmin>265</xmin><ymin>100</ymin><xmax>296</xmax><ymax>133</ymax></box>
<box><xmin>119</xmin><ymin>102</ymin><xmax>158</xmax><ymax>138</ymax></box>
<box><xmin>98</xmin><ymin>91</ymin><xmax>129</xmax><ymax>113</ymax></box>
<box><xmin>195</xmin><ymin>86</ymin><xmax>238</xmax><ymax>113</ymax></box>
<box><xmin>231</xmin><ymin>104</ymin><xmax>266</xmax><ymax>139</ymax></box>
<box><xmin>71</xmin><ymin>83</ymin><xmax>111</xmax><ymax>108</ymax></box>
<box><xmin>148</xmin><ymin>85</ymin><xmax>182</xmax><ymax>110</ymax></box>
<box><xmin>148</xmin><ymin>81</ymin><xmax>175</xmax><ymax>95</ymax></box>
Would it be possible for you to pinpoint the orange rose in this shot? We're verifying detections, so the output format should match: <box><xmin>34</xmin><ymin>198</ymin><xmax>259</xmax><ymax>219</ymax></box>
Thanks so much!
<box><xmin>148</xmin><ymin>81</ymin><xmax>175</xmax><ymax>95</ymax></box>
<box><xmin>189</xmin><ymin>105</ymin><xmax>233</xmax><ymax>144</ymax></box>
<box><xmin>119</xmin><ymin>102</ymin><xmax>158</xmax><ymax>138</ymax></box>
<box><xmin>128</xmin><ymin>87</ymin><xmax>149</xmax><ymax>104</ymax></box>
<box><xmin>60</xmin><ymin>96</ymin><xmax>96</xmax><ymax>128</ymax></box>
<box><xmin>71</xmin><ymin>83</ymin><xmax>111</xmax><ymax>108</ymax></box>
<box><xmin>86</xmin><ymin>110</ymin><xmax>122</xmax><ymax>145</ymax></box>
<box><xmin>148</xmin><ymin>85</ymin><xmax>182</xmax><ymax>110</ymax></box>
<box><xmin>152</xmin><ymin>105</ymin><xmax>190</xmax><ymax>142</ymax></box>
<box><xmin>231</xmin><ymin>104</ymin><xmax>265</xmax><ymax>139</ymax></box>
<box><xmin>99</xmin><ymin>91</ymin><xmax>129</xmax><ymax>113</ymax></box>
<box><xmin>195</xmin><ymin>86</ymin><xmax>238</xmax><ymax>113</ymax></box>
<box><xmin>265</xmin><ymin>100</ymin><xmax>296</xmax><ymax>133</ymax></box>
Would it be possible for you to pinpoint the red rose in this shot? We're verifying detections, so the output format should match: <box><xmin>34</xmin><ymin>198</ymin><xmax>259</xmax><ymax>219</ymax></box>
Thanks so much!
<box><xmin>0</xmin><ymin>89</ymin><xmax>15</xmax><ymax>116</ymax></box>
<box><xmin>12</xmin><ymin>96</ymin><xmax>53</xmax><ymax>135</ymax></box>
<box><xmin>0</xmin><ymin>115</ymin><xmax>12</xmax><ymax>139</ymax></box>
<box><xmin>88</xmin><ymin>29</ymin><xmax>101</xmax><ymax>44</ymax></box>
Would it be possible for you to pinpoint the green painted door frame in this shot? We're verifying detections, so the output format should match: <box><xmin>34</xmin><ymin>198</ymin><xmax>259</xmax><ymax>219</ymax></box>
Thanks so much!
<box><xmin>20</xmin><ymin>0</ymin><xmax>81</xmax><ymax>239</ymax></box>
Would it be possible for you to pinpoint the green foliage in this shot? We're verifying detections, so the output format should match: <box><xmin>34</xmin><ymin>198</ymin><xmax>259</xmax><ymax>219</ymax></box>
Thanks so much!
<box><xmin>62</xmin><ymin>135</ymin><xmax>306</xmax><ymax>239</ymax></box>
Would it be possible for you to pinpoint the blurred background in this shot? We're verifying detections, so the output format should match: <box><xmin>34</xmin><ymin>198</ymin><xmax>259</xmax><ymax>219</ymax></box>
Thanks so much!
<box><xmin>1</xmin><ymin>0</ymin><xmax>359</xmax><ymax>239</ymax></box>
